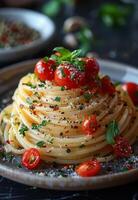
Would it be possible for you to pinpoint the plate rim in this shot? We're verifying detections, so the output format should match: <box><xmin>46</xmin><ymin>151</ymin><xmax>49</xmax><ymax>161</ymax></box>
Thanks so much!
<box><xmin>0</xmin><ymin>59</ymin><xmax>138</xmax><ymax>190</ymax></box>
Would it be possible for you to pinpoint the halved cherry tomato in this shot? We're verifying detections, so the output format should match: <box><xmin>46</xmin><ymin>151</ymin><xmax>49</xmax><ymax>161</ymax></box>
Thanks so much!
<box><xmin>101</xmin><ymin>76</ymin><xmax>115</xmax><ymax>95</ymax></box>
<box><xmin>54</xmin><ymin>63</ymin><xmax>86</xmax><ymax>89</ymax></box>
<box><xmin>82</xmin><ymin>115</ymin><xmax>98</xmax><ymax>135</ymax></box>
<box><xmin>22</xmin><ymin>148</ymin><xmax>40</xmax><ymax>170</ymax></box>
<box><xmin>75</xmin><ymin>160</ymin><xmax>101</xmax><ymax>177</ymax></box>
<box><xmin>114</xmin><ymin>136</ymin><xmax>132</xmax><ymax>158</ymax></box>
<box><xmin>83</xmin><ymin>57</ymin><xmax>100</xmax><ymax>81</ymax></box>
<box><xmin>34</xmin><ymin>59</ymin><xmax>56</xmax><ymax>81</ymax></box>
<box><xmin>122</xmin><ymin>82</ymin><xmax>138</xmax><ymax>106</ymax></box>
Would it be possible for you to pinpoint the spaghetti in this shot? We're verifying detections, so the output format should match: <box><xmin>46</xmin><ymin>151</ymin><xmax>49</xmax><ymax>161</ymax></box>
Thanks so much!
<box><xmin>0</xmin><ymin>48</ymin><xmax>138</xmax><ymax>165</ymax></box>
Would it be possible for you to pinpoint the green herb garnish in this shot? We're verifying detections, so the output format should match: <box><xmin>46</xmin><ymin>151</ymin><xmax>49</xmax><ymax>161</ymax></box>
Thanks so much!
<box><xmin>51</xmin><ymin>47</ymin><xmax>84</xmax><ymax>72</ymax></box>
<box><xmin>36</xmin><ymin>141</ymin><xmax>46</xmax><ymax>148</ymax></box>
<box><xmin>83</xmin><ymin>93</ymin><xmax>92</xmax><ymax>101</ymax></box>
<box><xmin>23</xmin><ymin>82</ymin><xmax>36</xmax><ymax>89</ymax></box>
<box><xmin>61</xmin><ymin>86</ymin><xmax>65</xmax><ymax>91</ymax></box>
<box><xmin>43</xmin><ymin>56</ymin><xmax>49</xmax><ymax>62</ymax></box>
<box><xmin>54</xmin><ymin>96</ymin><xmax>61</xmax><ymax>102</ymax></box>
<box><xmin>38</xmin><ymin>83</ymin><xmax>45</xmax><ymax>88</ymax></box>
<box><xmin>32</xmin><ymin>120</ymin><xmax>48</xmax><ymax>130</ymax></box>
<box><xmin>105</xmin><ymin>120</ymin><xmax>119</xmax><ymax>144</ymax></box>
<box><xmin>19</xmin><ymin>124</ymin><xmax>28</xmax><ymax>136</ymax></box>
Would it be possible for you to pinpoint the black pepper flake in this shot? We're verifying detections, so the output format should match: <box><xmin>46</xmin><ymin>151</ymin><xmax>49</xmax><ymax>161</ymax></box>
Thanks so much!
<box><xmin>79</xmin><ymin>144</ymin><xmax>85</xmax><ymax>148</ymax></box>
<box><xmin>79</xmin><ymin>105</ymin><xmax>84</xmax><ymax>110</ymax></box>
<box><xmin>60</xmin><ymin>132</ymin><xmax>63</xmax><ymax>136</ymax></box>
<box><xmin>66</xmin><ymin>148</ymin><xmax>71</xmax><ymax>153</ymax></box>
<box><xmin>29</xmin><ymin>105</ymin><xmax>35</xmax><ymax>110</ymax></box>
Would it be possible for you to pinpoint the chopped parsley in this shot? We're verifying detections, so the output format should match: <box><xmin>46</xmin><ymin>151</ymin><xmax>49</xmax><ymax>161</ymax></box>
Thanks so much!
<box><xmin>38</xmin><ymin>83</ymin><xmax>45</xmax><ymax>88</ymax></box>
<box><xmin>54</xmin><ymin>96</ymin><xmax>61</xmax><ymax>102</ymax></box>
<box><xmin>61</xmin><ymin>86</ymin><xmax>65</xmax><ymax>91</ymax></box>
<box><xmin>83</xmin><ymin>93</ymin><xmax>92</xmax><ymax>101</ymax></box>
<box><xmin>36</xmin><ymin>141</ymin><xmax>46</xmax><ymax>147</ymax></box>
<box><xmin>19</xmin><ymin>124</ymin><xmax>28</xmax><ymax>136</ymax></box>
<box><xmin>105</xmin><ymin>120</ymin><xmax>120</xmax><ymax>144</ymax></box>
<box><xmin>23</xmin><ymin>82</ymin><xmax>36</xmax><ymax>89</ymax></box>
<box><xmin>32</xmin><ymin>120</ymin><xmax>48</xmax><ymax>130</ymax></box>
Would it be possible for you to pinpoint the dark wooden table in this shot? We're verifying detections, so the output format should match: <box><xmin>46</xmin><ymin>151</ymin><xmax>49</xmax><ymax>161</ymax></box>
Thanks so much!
<box><xmin>0</xmin><ymin>1</ymin><xmax>138</xmax><ymax>199</ymax></box>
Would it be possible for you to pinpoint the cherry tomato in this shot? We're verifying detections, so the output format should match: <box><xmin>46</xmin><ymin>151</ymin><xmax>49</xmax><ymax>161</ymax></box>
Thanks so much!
<box><xmin>54</xmin><ymin>63</ymin><xmax>86</xmax><ymax>89</ymax></box>
<box><xmin>83</xmin><ymin>57</ymin><xmax>100</xmax><ymax>81</ymax></box>
<box><xmin>101</xmin><ymin>76</ymin><xmax>115</xmax><ymax>95</ymax></box>
<box><xmin>82</xmin><ymin>115</ymin><xmax>98</xmax><ymax>135</ymax></box>
<box><xmin>114</xmin><ymin>136</ymin><xmax>132</xmax><ymax>158</ymax></box>
<box><xmin>88</xmin><ymin>78</ymin><xmax>102</xmax><ymax>94</ymax></box>
<box><xmin>22</xmin><ymin>148</ymin><xmax>40</xmax><ymax>170</ymax></box>
<box><xmin>34</xmin><ymin>59</ymin><xmax>56</xmax><ymax>81</ymax></box>
<box><xmin>122</xmin><ymin>82</ymin><xmax>138</xmax><ymax>106</ymax></box>
<box><xmin>75</xmin><ymin>160</ymin><xmax>101</xmax><ymax>177</ymax></box>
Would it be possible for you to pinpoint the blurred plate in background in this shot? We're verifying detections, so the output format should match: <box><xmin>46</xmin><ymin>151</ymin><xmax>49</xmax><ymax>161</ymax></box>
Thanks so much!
<box><xmin>0</xmin><ymin>8</ymin><xmax>55</xmax><ymax>63</ymax></box>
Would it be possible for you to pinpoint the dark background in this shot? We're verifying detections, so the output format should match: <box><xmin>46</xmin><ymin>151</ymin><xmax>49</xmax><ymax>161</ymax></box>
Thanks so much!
<box><xmin>0</xmin><ymin>0</ymin><xmax>138</xmax><ymax>199</ymax></box>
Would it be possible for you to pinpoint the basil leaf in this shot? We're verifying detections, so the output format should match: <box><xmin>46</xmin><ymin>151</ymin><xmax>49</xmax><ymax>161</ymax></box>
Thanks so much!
<box><xmin>106</xmin><ymin>120</ymin><xmax>119</xmax><ymax>144</ymax></box>
<box><xmin>53</xmin><ymin>47</ymin><xmax>71</xmax><ymax>55</ymax></box>
<box><xmin>50</xmin><ymin>54</ymin><xmax>61</xmax><ymax>64</ymax></box>
<box><xmin>43</xmin><ymin>56</ymin><xmax>49</xmax><ymax>62</ymax></box>
<box><xmin>71</xmin><ymin>49</ymin><xmax>82</xmax><ymax>59</ymax></box>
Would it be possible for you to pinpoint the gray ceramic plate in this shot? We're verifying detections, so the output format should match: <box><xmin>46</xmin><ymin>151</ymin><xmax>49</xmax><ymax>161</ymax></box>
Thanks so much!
<box><xmin>0</xmin><ymin>8</ymin><xmax>55</xmax><ymax>62</ymax></box>
<box><xmin>0</xmin><ymin>59</ymin><xmax>138</xmax><ymax>190</ymax></box>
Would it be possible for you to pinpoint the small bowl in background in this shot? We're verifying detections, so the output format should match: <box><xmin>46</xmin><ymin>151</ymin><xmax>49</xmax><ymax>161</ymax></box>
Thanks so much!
<box><xmin>0</xmin><ymin>8</ymin><xmax>55</xmax><ymax>63</ymax></box>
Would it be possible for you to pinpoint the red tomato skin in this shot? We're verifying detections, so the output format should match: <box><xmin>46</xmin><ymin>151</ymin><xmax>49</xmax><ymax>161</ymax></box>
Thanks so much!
<box><xmin>22</xmin><ymin>148</ymin><xmax>40</xmax><ymax>170</ymax></box>
<box><xmin>83</xmin><ymin>57</ymin><xmax>100</xmax><ymax>81</ymax></box>
<box><xmin>34</xmin><ymin>59</ymin><xmax>56</xmax><ymax>81</ymax></box>
<box><xmin>122</xmin><ymin>82</ymin><xmax>138</xmax><ymax>106</ymax></box>
<box><xmin>76</xmin><ymin>160</ymin><xmax>101</xmax><ymax>177</ymax></box>
<box><xmin>54</xmin><ymin>63</ymin><xmax>86</xmax><ymax>89</ymax></box>
<box><xmin>82</xmin><ymin>115</ymin><xmax>98</xmax><ymax>135</ymax></box>
<box><xmin>101</xmin><ymin>76</ymin><xmax>115</xmax><ymax>95</ymax></box>
<box><xmin>114</xmin><ymin>136</ymin><xmax>132</xmax><ymax>158</ymax></box>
